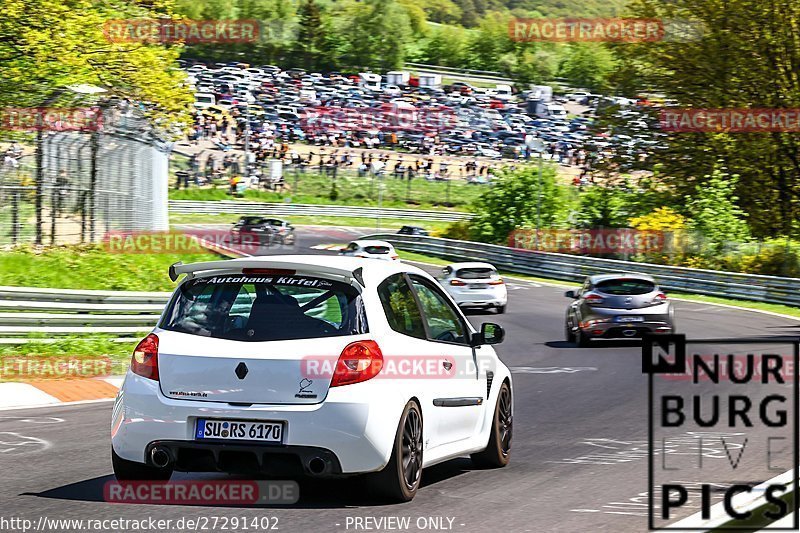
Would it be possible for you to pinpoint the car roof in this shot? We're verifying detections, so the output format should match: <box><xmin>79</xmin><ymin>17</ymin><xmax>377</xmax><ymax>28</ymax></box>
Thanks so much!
<box><xmin>176</xmin><ymin>255</ymin><xmax>423</xmax><ymax>287</ymax></box>
<box><xmin>446</xmin><ymin>262</ymin><xmax>497</xmax><ymax>270</ymax></box>
<box><xmin>588</xmin><ymin>272</ymin><xmax>656</xmax><ymax>284</ymax></box>
<box><xmin>351</xmin><ymin>240</ymin><xmax>394</xmax><ymax>248</ymax></box>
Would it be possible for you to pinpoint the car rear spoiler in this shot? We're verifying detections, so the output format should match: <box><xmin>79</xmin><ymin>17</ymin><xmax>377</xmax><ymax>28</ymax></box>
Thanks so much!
<box><xmin>169</xmin><ymin>260</ymin><xmax>365</xmax><ymax>287</ymax></box>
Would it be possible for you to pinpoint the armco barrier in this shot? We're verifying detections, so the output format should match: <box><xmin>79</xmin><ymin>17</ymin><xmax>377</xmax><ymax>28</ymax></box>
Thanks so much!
<box><xmin>0</xmin><ymin>286</ymin><xmax>170</xmax><ymax>337</ymax></box>
<box><xmin>169</xmin><ymin>200</ymin><xmax>472</xmax><ymax>222</ymax></box>
<box><xmin>0</xmin><ymin>284</ymin><xmax>323</xmax><ymax>337</ymax></box>
<box><xmin>363</xmin><ymin>234</ymin><xmax>800</xmax><ymax>307</ymax></box>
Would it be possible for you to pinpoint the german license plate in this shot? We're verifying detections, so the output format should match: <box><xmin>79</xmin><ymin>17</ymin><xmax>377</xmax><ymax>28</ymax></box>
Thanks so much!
<box><xmin>616</xmin><ymin>316</ymin><xmax>644</xmax><ymax>322</ymax></box>
<box><xmin>470</xmin><ymin>284</ymin><xmax>487</xmax><ymax>289</ymax></box>
<box><xmin>195</xmin><ymin>419</ymin><xmax>283</xmax><ymax>443</ymax></box>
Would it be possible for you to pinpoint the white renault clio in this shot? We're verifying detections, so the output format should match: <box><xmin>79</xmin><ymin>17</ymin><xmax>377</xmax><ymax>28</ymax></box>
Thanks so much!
<box><xmin>111</xmin><ymin>255</ymin><xmax>512</xmax><ymax>502</ymax></box>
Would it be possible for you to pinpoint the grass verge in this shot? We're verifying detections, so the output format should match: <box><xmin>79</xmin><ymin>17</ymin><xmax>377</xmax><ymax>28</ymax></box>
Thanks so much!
<box><xmin>169</xmin><ymin>171</ymin><xmax>482</xmax><ymax>211</ymax></box>
<box><xmin>0</xmin><ymin>245</ymin><xmax>217</xmax><ymax>291</ymax></box>
<box><xmin>0</xmin><ymin>335</ymin><xmax>139</xmax><ymax>381</ymax></box>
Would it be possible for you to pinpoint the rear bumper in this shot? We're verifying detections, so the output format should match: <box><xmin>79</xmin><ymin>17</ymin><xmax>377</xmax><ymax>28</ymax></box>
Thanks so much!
<box><xmin>578</xmin><ymin>322</ymin><xmax>673</xmax><ymax>338</ymax></box>
<box><xmin>146</xmin><ymin>440</ymin><xmax>343</xmax><ymax>477</ymax></box>
<box><xmin>457</xmin><ymin>299</ymin><xmax>506</xmax><ymax>308</ymax></box>
<box><xmin>450</xmin><ymin>289</ymin><xmax>508</xmax><ymax>308</ymax></box>
<box><xmin>111</xmin><ymin>371</ymin><xmax>402</xmax><ymax>475</ymax></box>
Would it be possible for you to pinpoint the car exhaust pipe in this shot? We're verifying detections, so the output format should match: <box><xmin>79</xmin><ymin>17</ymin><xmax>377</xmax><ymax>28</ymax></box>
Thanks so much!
<box><xmin>308</xmin><ymin>457</ymin><xmax>328</xmax><ymax>476</ymax></box>
<box><xmin>150</xmin><ymin>446</ymin><xmax>172</xmax><ymax>468</ymax></box>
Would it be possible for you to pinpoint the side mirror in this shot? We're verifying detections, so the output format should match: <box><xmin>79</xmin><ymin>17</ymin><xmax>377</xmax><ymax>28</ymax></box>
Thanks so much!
<box><xmin>564</xmin><ymin>290</ymin><xmax>577</xmax><ymax>299</ymax></box>
<box><xmin>471</xmin><ymin>323</ymin><xmax>505</xmax><ymax>346</ymax></box>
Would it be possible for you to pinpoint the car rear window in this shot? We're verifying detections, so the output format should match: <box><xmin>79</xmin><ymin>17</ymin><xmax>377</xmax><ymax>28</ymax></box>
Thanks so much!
<box><xmin>161</xmin><ymin>274</ymin><xmax>367</xmax><ymax>341</ymax></box>
<box><xmin>364</xmin><ymin>246</ymin><xmax>390</xmax><ymax>254</ymax></box>
<box><xmin>595</xmin><ymin>279</ymin><xmax>655</xmax><ymax>295</ymax></box>
<box><xmin>456</xmin><ymin>267</ymin><xmax>496</xmax><ymax>279</ymax></box>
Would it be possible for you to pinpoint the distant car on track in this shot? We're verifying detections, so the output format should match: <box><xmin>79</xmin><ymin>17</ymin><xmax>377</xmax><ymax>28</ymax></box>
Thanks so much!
<box><xmin>397</xmin><ymin>226</ymin><xmax>429</xmax><ymax>236</ymax></box>
<box><xmin>230</xmin><ymin>216</ymin><xmax>295</xmax><ymax>246</ymax></box>
<box><xmin>440</xmin><ymin>262</ymin><xmax>507</xmax><ymax>314</ymax></box>
<box><xmin>111</xmin><ymin>256</ymin><xmax>512</xmax><ymax>502</ymax></box>
<box><xmin>339</xmin><ymin>240</ymin><xmax>399</xmax><ymax>260</ymax></box>
<box><xmin>564</xmin><ymin>273</ymin><xmax>675</xmax><ymax>346</ymax></box>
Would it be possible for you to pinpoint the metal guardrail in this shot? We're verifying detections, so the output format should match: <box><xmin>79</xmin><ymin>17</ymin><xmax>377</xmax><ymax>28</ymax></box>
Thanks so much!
<box><xmin>0</xmin><ymin>286</ymin><xmax>170</xmax><ymax>336</ymax></box>
<box><xmin>0</xmin><ymin>284</ymin><xmax>325</xmax><ymax>337</ymax></box>
<box><xmin>363</xmin><ymin>234</ymin><xmax>800</xmax><ymax>307</ymax></box>
<box><xmin>169</xmin><ymin>200</ymin><xmax>472</xmax><ymax>222</ymax></box>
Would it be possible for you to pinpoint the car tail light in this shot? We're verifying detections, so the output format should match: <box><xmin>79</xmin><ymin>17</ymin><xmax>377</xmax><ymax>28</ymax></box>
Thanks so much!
<box><xmin>450</xmin><ymin>279</ymin><xmax>466</xmax><ymax>286</ymax></box>
<box><xmin>584</xmin><ymin>293</ymin><xmax>604</xmax><ymax>305</ymax></box>
<box><xmin>331</xmin><ymin>341</ymin><xmax>383</xmax><ymax>387</ymax></box>
<box><xmin>489</xmin><ymin>279</ymin><xmax>504</xmax><ymax>285</ymax></box>
<box><xmin>131</xmin><ymin>333</ymin><xmax>159</xmax><ymax>381</ymax></box>
<box><xmin>391</xmin><ymin>254</ymin><xmax>399</xmax><ymax>260</ymax></box>
<box><xmin>580</xmin><ymin>318</ymin><xmax>608</xmax><ymax>328</ymax></box>
<box><xmin>651</xmin><ymin>292</ymin><xmax>668</xmax><ymax>304</ymax></box>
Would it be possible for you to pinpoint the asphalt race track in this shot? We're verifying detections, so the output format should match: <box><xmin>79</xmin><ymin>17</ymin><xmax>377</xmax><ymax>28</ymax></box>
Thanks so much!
<box><xmin>1</xmin><ymin>225</ymin><xmax>798</xmax><ymax>533</ymax></box>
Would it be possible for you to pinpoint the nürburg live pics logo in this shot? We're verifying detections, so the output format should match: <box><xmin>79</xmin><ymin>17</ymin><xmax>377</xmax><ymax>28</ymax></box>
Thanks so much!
<box><xmin>643</xmin><ymin>334</ymin><xmax>799</xmax><ymax>530</ymax></box>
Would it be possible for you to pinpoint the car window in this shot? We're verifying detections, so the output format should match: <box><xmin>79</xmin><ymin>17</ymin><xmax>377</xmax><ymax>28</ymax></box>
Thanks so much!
<box><xmin>409</xmin><ymin>276</ymin><xmax>468</xmax><ymax>345</ymax></box>
<box><xmin>377</xmin><ymin>274</ymin><xmax>426</xmax><ymax>340</ymax></box>
<box><xmin>364</xmin><ymin>246</ymin><xmax>390</xmax><ymax>255</ymax></box>
<box><xmin>455</xmin><ymin>267</ymin><xmax>496</xmax><ymax>279</ymax></box>
<box><xmin>161</xmin><ymin>274</ymin><xmax>367</xmax><ymax>341</ymax></box>
<box><xmin>595</xmin><ymin>278</ymin><xmax>656</xmax><ymax>295</ymax></box>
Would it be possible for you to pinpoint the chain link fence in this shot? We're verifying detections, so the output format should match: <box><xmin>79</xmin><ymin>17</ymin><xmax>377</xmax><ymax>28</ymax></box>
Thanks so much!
<box><xmin>0</xmin><ymin>105</ymin><xmax>170</xmax><ymax>246</ymax></box>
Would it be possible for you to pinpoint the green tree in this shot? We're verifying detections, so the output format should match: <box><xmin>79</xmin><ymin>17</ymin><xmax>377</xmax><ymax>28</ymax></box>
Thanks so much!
<box><xmin>469</xmin><ymin>165</ymin><xmax>570</xmax><ymax>244</ymax></box>
<box><xmin>620</xmin><ymin>0</ymin><xmax>800</xmax><ymax>238</ymax></box>
<box><xmin>505</xmin><ymin>47</ymin><xmax>559</xmax><ymax>85</ymax></box>
<box><xmin>574</xmin><ymin>186</ymin><xmax>632</xmax><ymax>228</ymax></box>
<box><xmin>464</xmin><ymin>12</ymin><xmax>513</xmax><ymax>70</ymax></box>
<box><xmin>337</xmin><ymin>0</ymin><xmax>414</xmax><ymax>70</ymax></box>
<box><xmin>558</xmin><ymin>44</ymin><xmax>616</xmax><ymax>92</ymax></box>
<box><xmin>685</xmin><ymin>168</ymin><xmax>750</xmax><ymax>251</ymax></box>
<box><xmin>0</xmin><ymin>0</ymin><xmax>192</xmax><ymax>130</ymax></box>
<box><xmin>422</xmin><ymin>26</ymin><xmax>468</xmax><ymax>66</ymax></box>
<box><xmin>406</xmin><ymin>0</ymin><xmax>462</xmax><ymax>24</ymax></box>
<box><xmin>295</xmin><ymin>0</ymin><xmax>326</xmax><ymax>70</ymax></box>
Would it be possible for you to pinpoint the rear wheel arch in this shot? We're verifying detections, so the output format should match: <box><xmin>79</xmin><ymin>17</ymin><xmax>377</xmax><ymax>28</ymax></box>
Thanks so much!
<box><xmin>407</xmin><ymin>396</ymin><xmax>422</xmax><ymax>426</ymax></box>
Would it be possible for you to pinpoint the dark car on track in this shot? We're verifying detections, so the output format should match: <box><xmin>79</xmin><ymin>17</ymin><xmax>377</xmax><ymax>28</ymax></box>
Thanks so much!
<box><xmin>230</xmin><ymin>216</ymin><xmax>296</xmax><ymax>246</ymax></box>
<box><xmin>397</xmin><ymin>226</ymin><xmax>429</xmax><ymax>236</ymax></box>
<box><xmin>564</xmin><ymin>273</ymin><xmax>675</xmax><ymax>346</ymax></box>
